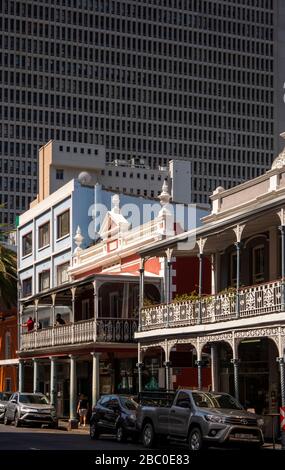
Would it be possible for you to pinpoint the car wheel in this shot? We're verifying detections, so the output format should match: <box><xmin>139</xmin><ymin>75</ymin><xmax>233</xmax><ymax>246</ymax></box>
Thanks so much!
<box><xmin>188</xmin><ymin>427</ymin><xmax>203</xmax><ymax>451</ymax></box>
<box><xmin>142</xmin><ymin>422</ymin><xmax>155</xmax><ymax>448</ymax></box>
<box><xmin>90</xmin><ymin>423</ymin><xmax>100</xmax><ymax>440</ymax></box>
<box><xmin>14</xmin><ymin>412</ymin><xmax>21</xmax><ymax>428</ymax></box>
<box><xmin>116</xmin><ymin>425</ymin><xmax>127</xmax><ymax>443</ymax></box>
<box><xmin>3</xmin><ymin>413</ymin><xmax>10</xmax><ymax>425</ymax></box>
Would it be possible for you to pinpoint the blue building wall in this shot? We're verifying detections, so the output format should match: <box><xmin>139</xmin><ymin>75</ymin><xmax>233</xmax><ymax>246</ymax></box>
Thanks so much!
<box><xmin>18</xmin><ymin>180</ymin><xmax>209</xmax><ymax>298</ymax></box>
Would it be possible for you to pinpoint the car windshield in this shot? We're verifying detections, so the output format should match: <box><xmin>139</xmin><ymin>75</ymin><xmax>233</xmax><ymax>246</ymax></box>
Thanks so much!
<box><xmin>192</xmin><ymin>392</ymin><xmax>243</xmax><ymax>410</ymax></box>
<box><xmin>119</xmin><ymin>397</ymin><xmax>138</xmax><ymax>410</ymax></box>
<box><xmin>19</xmin><ymin>394</ymin><xmax>49</xmax><ymax>405</ymax></box>
<box><xmin>0</xmin><ymin>392</ymin><xmax>11</xmax><ymax>401</ymax></box>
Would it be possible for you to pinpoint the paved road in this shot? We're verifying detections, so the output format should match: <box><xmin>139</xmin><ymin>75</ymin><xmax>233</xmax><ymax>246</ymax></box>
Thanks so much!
<box><xmin>0</xmin><ymin>423</ymin><xmax>141</xmax><ymax>450</ymax></box>
<box><xmin>0</xmin><ymin>423</ymin><xmax>277</xmax><ymax>452</ymax></box>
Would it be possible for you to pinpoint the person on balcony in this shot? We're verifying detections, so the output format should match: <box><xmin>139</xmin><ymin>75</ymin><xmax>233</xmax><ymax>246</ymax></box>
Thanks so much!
<box><xmin>55</xmin><ymin>313</ymin><xmax>65</xmax><ymax>325</ymax></box>
<box><xmin>22</xmin><ymin>316</ymin><xmax>34</xmax><ymax>332</ymax></box>
<box><xmin>36</xmin><ymin>319</ymin><xmax>42</xmax><ymax>330</ymax></box>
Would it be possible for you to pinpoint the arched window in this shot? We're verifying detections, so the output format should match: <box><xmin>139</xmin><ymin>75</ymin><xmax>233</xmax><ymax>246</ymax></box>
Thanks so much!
<box><xmin>4</xmin><ymin>332</ymin><xmax>11</xmax><ymax>359</ymax></box>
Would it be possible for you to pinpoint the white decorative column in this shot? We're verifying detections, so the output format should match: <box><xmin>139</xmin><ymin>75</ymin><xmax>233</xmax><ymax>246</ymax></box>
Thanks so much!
<box><xmin>210</xmin><ymin>344</ymin><xmax>219</xmax><ymax>391</ymax></box>
<box><xmin>165</xmin><ymin>248</ymin><xmax>173</xmax><ymax>304</ymax></box>
<box><xmin>278</xmin><ymin>209</ymin><xmax>285</xmax><ymax>310</ymax></box>
<box><xmin>50</xmin><ymin>356</ymin><xmax>57</xmax><ymax>406</ymax></box>
<box><xmin>139</xmin><ymin>258</ymin><xmax>145</xmax><ymax>332</ymax></box>
<box><xmin>91</xmin><ymin>352</ymin><xmax>101</xmax><ymax>408</ymax></box>
<box><xmin>233</xmin><ymin>224</ymin><xmax>245</xmax><ymax>318</ymax></box>
<box><xmin>33</xmin><ymin>359</ymin><xmax>40</xmax><ymax>394</ymax></box>
<box><xmin>71</xmin><ymin>287</ymin><xmax>76</xmax><ymax>344</ymax></box>
<box><xmin>230</xmin><ymin>334</ymin><xmax>240</xmax><ymax>402</ymax></box>
<box><xmin>69</xmin><ymin>355</ymin><xmax>78</xmax><ymax>427</ymax></box>
<box><xmin>137</xmin><ymin>343</ymin><xmax>143</xmax><ymax>393</ymax></box>
<box><xmin>197</xmin><ymin>238</ymin><xmax>207</xmax><ymax>323</ymax></box>
<box><xmin>211</xmin><ymin>253</ymin><xmax>217</xmax><ymax>295</ymax></box>
<box><xmin>18</xmin><ymin>359</ymin><xmax>24</xmax><ymax>393</ymax></box>
<box><xmin>93</xmin><ymin>280</ymin><xmax>98</xmax><ymax>342</ymax></box>
<box><xmin>195</xmin><ymin>341</ymin><xmax>203</xmax><ymax>390</ymax></box>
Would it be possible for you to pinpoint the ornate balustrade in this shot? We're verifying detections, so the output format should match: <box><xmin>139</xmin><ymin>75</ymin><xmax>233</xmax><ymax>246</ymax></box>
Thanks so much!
<box><xmin>20</xmin><ymin>318</ymin><xmax>137</xmax><ymax>351</ymax></box>
<box><xmin>140</xmin><ymin>280</ymin><xmax>283</xmax><ymax>331</ymax></box>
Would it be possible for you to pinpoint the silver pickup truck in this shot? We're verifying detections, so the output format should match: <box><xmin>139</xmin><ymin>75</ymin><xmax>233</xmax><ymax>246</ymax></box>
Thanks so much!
<box><xmin>136</xmin><ymin>389</ymin><xmax>264</xmax><ymax>450</ymax></box>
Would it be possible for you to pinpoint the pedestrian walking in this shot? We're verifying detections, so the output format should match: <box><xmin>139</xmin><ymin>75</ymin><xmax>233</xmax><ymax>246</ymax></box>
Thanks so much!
<box><xmin>77</xmin><ymin>394</ymin><xmax>89</xmax><ymax>427</ymax></box>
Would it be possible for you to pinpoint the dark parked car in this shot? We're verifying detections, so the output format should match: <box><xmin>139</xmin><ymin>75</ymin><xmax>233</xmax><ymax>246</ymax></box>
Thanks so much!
<box><xmin>0</xmin><ymin>392</ymin><xmax>12</xmax><ymax>421</ymax></box>
<box><xmin>4</xmin><ymin>392</ymin><xmax>58</xmax><ymax>428</ymax></box>
<box><xmin>90</xmin><ymin>394</ymin><xmax>139</xmax><ymax>442</ymax></box>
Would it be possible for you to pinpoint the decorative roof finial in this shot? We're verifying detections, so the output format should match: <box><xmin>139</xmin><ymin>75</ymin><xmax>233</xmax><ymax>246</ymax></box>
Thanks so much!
<box><xmin>158</xmin><ymin>179</ymin><xmax>171</xmax><ymax>208</ymax></box>
<box><xmin>111</xmin><ymin>194</ymin><xmax>120</xmax><ymax>214</ymax></box>
<box><xmin>271</xmin><ymin>132</ymin><xmax>285</xmax><ymax>170</ymax></box>
<box><xmin>74</xmin><ymin>226</ymin><xmax>84</xmax><ymax>255</ymax></box>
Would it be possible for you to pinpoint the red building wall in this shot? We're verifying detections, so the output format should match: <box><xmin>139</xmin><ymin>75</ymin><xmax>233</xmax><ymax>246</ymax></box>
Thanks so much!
<box><xmin>0</xmin><ymin>308</ymin><xmax>18</xmax><ymax>392</ymax></box>
<box><xmin>174</xmin><ymin>256</ymin><xmax>211</xmax><ymax>296</ymax></box>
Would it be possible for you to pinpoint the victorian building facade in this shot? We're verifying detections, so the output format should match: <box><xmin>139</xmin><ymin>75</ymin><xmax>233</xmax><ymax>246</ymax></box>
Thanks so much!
<box><xmin>17</xmin><ymin>176</ymin><xmax>209</xmax><ymax>422</ymax></box>
<box><xmin>135</xmin><ymin>142</ymin><xmax>285</xmax><ymax>438</ymax></box>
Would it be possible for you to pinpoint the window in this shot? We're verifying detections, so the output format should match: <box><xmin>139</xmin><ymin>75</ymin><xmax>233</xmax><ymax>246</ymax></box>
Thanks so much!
<box><xmin>22</xmin><ymin>277</ymin><xmax>32</xmax><ymax>297</ymax></box>
<box><xmin>4</xmin><ymin>332</ymin><xmax>11</xmax><ymax>359</ymax></box>
<box><xmin>57</xmin><ymin>262</ymin><xmax>69</xmax><ymax>285</ymax></box>
<box><xmin>22</xmin><ymin>232</ymin><xmax>32</xmax><ymax>257</ymax></box>
<box><xmin>57</xmin><ymin>210</ymin><xmax>70</xmax><ymax>239</ymax></box>
<box><xmin>39</xmin><ymin>270</ymin><xmax>50</xmax><ymax>291</ymax></box>
<box><xmin>38</xmin><ymin>222</ymin><xmax>50</xmax><ymax>248</ymax></box>
<box><xmin>176</xmin><ymin>392</ymin><xmax>191</xmax><ymax>408</ymax></box>
<box><xmin>253</xmin><ymin>245</ymin><xmax>265</xmax><ymax>284</ymax></box>
<box><xmin>56</xmin><ymin>169</ymin><xmax>64</xmax><ymax>180</ymax></box>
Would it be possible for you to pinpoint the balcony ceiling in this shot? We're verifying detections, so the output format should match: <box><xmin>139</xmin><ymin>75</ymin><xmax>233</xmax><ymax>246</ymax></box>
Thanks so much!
<box><xmin>139</xmin><ymin>207</ymin><xmax>280</xmax><ymax>258</ymax></box>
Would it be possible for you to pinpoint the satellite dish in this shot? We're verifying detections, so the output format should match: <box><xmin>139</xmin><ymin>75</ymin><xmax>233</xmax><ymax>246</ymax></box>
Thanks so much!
<box><xmin>78</xmin><ymin>171</ymin><xmax>92</xmax><ymax>185</ymax></box>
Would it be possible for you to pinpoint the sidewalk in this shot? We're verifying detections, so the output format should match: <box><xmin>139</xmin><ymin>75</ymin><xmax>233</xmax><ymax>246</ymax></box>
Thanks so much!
<box><xmin>58</xmin><ymin>419</ymin><xmax>90</xmax><ymax>433</ymax></box>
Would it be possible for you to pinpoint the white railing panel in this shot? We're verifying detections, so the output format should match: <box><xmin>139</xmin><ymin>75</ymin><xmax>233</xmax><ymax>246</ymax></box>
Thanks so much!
<box><xmin>20</xmin><ymin>318</ymin><xmax>137</xmax><ymax>351</ymax></box>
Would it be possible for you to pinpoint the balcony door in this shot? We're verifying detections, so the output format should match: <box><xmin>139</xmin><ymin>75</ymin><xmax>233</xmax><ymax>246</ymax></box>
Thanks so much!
<box><xmin>82</xmin><ymin>299</ymin><xmax>90</xmax><ymax>320</ymax></box>
<box><xmin>252</xmin><ymin>245</ymin><xmax>265</xmax><ymax>284</ymax></box>
<box><xmin>109</xmin><ymin>292</ymin><xmax>119</xmax><ymax>318</ymax></box>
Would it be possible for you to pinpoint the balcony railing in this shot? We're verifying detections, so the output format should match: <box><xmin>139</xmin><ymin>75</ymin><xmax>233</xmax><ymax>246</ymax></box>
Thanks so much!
<box><xmin>140</xmin><ymin>280</ymin><xmax>283</xmax><ymax>331</ymax></box>
<box><xmin>21</xmin><ymin>318</ymin><xmax>138</xmax><ymax>351</ymax></box>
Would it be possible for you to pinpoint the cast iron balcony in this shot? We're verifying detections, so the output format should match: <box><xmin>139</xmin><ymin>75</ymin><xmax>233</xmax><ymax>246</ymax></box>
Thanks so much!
<box><xmin>20</xmin><ymin>318</ymin><xmax>138</xmax><ymax>351</ymax></box>
<box><xmin>140</xmin><ymin>280</ymin><xmax>283</xmax><ymax>331</ymax></box>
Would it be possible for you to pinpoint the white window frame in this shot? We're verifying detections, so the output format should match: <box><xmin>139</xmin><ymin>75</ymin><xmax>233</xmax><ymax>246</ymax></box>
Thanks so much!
<box><xmin>22</xmin><ymin>231</ymin><xmax>32</xmax><ymax>257</ymax></box>
<box><xmin>39</xmin><ymin>270</ymin><xmax>50</xmax><ymax>291</ymax></box>
<box><xmin>57</xmin><ymin>262</ymin><xmax>70</xmax><ymax>285</ymax></box>
<box><xmin>56</xmin><ymin>209</ymin><xmax>70</xmax><ymax>240</ymax></box>
<box><xmin>38</xmin><ymin>221</ymin><xmax>50</xmax><ymax>249</ymax></box>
